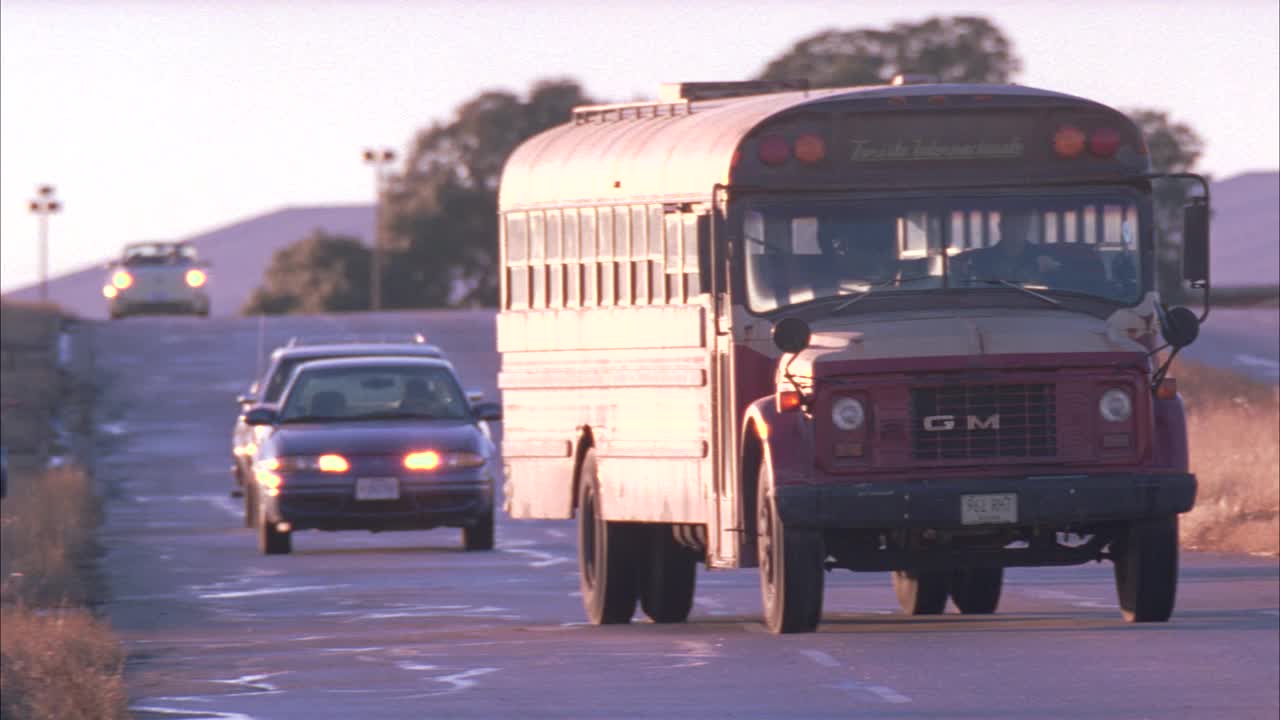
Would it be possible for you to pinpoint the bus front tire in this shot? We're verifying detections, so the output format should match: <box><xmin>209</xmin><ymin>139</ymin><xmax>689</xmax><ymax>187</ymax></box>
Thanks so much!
<box><xmin>577</xmin><ymin>450</ymin><xmax>639</xmax><ymax>624</ymax></box>
<box><xmin>949</xmin><ymin>567</ymin><xmax>1004</xmax><ymax>614</ymax></box>
<box><xmin>893</xmin><ymin>570</ymin><xmax>948</xmax><ymax>615</ymax></box>
<box><xmin>757</xmin><ymin>462</ymin><xmax>824</xmax><ymax>634</ymax></box>
<box><xmin>1112</xmin><ymin>516</ymin><xmax>1179</xmax><ymax>623</ymax></box>
<box><xmin>639</xmin><ymin>524</ymin><xmax>697</xmax><ymax>623</ymax></box>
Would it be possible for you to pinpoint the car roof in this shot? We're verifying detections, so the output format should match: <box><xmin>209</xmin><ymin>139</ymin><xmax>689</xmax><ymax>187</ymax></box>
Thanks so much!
<box><xmin>289</xmin><ymin>356</ymin><xmax>456</xmax><ymax>372</ymax></box>
<box><xmin>270</xmin><ymin>343</ymin><xmax>445</xmax><ymax>361</ymax></box>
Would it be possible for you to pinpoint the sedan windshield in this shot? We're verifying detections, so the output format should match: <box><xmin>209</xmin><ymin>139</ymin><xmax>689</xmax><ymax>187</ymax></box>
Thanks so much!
<box><xmin>743</xmin><ymin>190</ymin><xmax>1144</xmax><ymax>313</ymax></box>
<box><xmin>279</xmin><ymin>365</ymin><xmax>468</xmax><ymax>422</ymax></box>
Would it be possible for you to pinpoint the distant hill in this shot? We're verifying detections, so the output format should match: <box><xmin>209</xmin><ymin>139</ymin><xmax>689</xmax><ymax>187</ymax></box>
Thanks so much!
<box><xmin>5</xmin><ymin>171</ymin><xmax>1276</xmax><ymax>318</ymax></box>
<box><xmin>1209</xmin><ymin>171</ymin><xmax>1279</xmax><ymax>288</ymax></box>
<box><xmin>3</xmin><ymin>205</ymin><xmax>373</xmax><ymax>319</ymax></box>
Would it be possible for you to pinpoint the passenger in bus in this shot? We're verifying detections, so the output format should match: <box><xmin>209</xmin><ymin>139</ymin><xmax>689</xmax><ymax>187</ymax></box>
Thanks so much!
<box><xmin>958</xmin><ymin>210</ymin><xmax>1063</xmax><ymax>283</ymax></box>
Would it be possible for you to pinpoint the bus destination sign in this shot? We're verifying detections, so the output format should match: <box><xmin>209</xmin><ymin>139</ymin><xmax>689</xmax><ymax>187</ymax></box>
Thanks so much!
<box><xmin>845</xmin><ymin>112</ymin><xmax>1032</xmax><ymax>163</ymax></box>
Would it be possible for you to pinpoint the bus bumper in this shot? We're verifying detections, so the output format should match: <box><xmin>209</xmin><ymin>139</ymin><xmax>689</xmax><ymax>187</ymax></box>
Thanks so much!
<box><xmin>774</xmin><ymin>472</ymin><xmax>1196</xmax><ymax>530</ymax></box>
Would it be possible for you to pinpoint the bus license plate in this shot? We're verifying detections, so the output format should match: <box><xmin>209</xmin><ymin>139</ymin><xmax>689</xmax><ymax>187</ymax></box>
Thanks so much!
<box><xmin>961</xmin><ymin>493</ymin><xmax>1017</xmax><ymax>525</ymax></box>
<box><xmin>356</xmin><ymin>477</ymin><xmax>399</xmax><ymax>501</ymax></box>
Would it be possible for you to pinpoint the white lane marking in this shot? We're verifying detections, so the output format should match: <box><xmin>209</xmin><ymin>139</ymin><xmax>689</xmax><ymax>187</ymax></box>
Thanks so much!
<box><xmin>199</xmin><ymin>584</ymin><xmax>343</xmax><ymax>600</ymax></box>
<box><xmin>1234</xmin><ymin>353</ymin><xmax>1280</xmax><ymax>374</ymax></box>
<box><xmin>833</xmin><ymin>679</ymin><xmax>913</xmax><ymax>704</ymax></box>
<box><xmin>349</xmin><ymin>604</ymin><xmax>522</xmax><ymax>621</ymax></box>
<box><xmin>397</xmin><ymin>667</ymin><xmax>500</xmax><ymax>699</ymax></box>
<box><xmin>131</xmin><ymin>707</ymin><xmax>254</xmax><ymax>720</ymax></box>
<box><xmin>211</xmin><ymin>673</ymin><xmax>284</xmax><ymax>697</ymax></box>
<box><xmin>545</xmin><ymin>528</ymin><xmax>568</xmax><ymax>539</ymax></box>
<box><xmin>1022</xmin><ymin>588</ymin><xmax>1118</xmax><ymax>610</ymax></box>
<box><xmin>801</xmin><ymin>649</ymin><xmax>841</xmax><ymax>668</ymax></box>
<box><xmin>694</xmin><ymin>595</ymin><xmax>731</xmax><ymax>616</ymax></box>
<box><xmin>499</xmin><ymin>539</ymin><xmax>572</xmax><ymax>568</ymax></box>
<box><xmin>1260</xmin><ymin>609</ymin><xmax>1279</xmax><ymax>617</ymax></box>
<box><xmin>99</xmin><ymin>422</ymin><xmax>128</xmax><ymax>436</ymax></box>
<box><xmin>321</xmin><ymin>646</ymin><xmax>386</xmax><ymax>654</ymax></box>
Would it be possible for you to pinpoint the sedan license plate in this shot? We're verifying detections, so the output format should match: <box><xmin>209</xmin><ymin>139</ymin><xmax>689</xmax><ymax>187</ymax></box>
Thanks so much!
<box><xmin>961</xmin><ymin>493</ymin><xmax>1017</xmax><ymax>525</ymax></box>
<box><xmin>355</xmin><ymin>477</ymin><xmax>399</xmax><ymax>501</ymax></box>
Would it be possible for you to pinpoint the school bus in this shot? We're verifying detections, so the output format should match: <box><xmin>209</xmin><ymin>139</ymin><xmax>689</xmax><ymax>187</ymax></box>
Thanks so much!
<box><xmin>496</xmin><ymin>77</ymin><xmax>1210</xmax><ymax>633</ymax></box>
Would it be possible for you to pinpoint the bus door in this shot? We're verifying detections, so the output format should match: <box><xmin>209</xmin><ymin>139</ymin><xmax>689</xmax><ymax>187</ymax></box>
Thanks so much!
<box><xmin>708</xmin><ymin>197</ymin><xmax>745</xmax><ymax>568</ymax></box>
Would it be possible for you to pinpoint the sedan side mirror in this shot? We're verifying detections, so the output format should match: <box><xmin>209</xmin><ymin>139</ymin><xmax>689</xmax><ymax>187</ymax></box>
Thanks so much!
<box><xmin>243</xmin><ymin>407</ymin><xmax>278</xmax><ymax>426</ymax></box>
<box><xmin>473</xmin><ymin>402</ymin><xmax>502</xmax><ymax>422</ymax></box>
<box><xmin>466</xmin><ymin>389</ymin><xmax>485</xmax><ymax>404</ymax></box>
<box><xmin>236</xmin><ymin>394</ymin><xmax>256</xmax><ymax>406</ymax></box>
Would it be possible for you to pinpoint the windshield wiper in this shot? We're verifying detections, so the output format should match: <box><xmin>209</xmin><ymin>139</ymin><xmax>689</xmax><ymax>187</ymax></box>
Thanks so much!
<box><xmin>353</xmin><ymin>410</ymin><xmax>451</xmax><ymax>421</ymax></box>
<box><xmin>279</xmin><ymin>415</ymin><xmax>342</xmax><ymax>424</ymax></box>
<box><xmin>827</xmin><ymin>274</ymin><xmax>937</xmax><ymax>314</ymax></box>
<box><xmin>970</xmin><ymin>278</ymin><xmax>1061</xmax><ymax>306</ymax></box>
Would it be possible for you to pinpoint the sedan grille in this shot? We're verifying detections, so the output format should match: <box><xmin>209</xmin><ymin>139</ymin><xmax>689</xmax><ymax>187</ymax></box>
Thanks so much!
<box><xmin>911</xmin><ymin>383</ymin><xmax>1056</xmax><ymax>461</ymax></box>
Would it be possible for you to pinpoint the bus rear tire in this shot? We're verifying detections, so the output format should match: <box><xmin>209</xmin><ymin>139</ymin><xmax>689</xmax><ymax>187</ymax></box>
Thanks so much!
<box><xmin>757</xmin><ymin>462</ymin><xmax>824</xmax><ymax>634</ymax></box>
<box><xmin>639</xmin><ymin>524</ymin><xmax>697</xmax><ymax>623</ymax></box>
<box><xmin>949</xmin><ymin>567</ymin><xmax>1003</xmax><ymax>614</ymax></box>
<box><xmin>893</xmin><ymin>570</ymin><xmax>948</xmax><ymax>615</ymax></box>
<box><xmin>1112</xmin><ymin>516</ymin><xmax>1179</xmax><ymax>623</ymax></box>
<box><xmin>577</xmin><ymin>450</ymin><xmax>639</xmax><ymax>624</ymax></box>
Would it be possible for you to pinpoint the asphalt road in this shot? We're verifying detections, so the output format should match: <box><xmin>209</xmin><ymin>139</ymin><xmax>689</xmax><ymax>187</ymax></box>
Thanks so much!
<box><xmin>1178</xmin><ymin>307</ymin><xmax>1280</xmax><ymax>384</ymax></box>
<box><xmin>91</xmin><ymin>312</ymin><xmax>1279</xmax><ymax>720</ymax></box>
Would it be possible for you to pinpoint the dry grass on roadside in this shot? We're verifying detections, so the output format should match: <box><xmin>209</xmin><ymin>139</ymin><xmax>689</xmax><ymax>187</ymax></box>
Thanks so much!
<box><xmin>1</xmin><ymin>466</ymin><xmax>101</xmax><ymax>606</ymax></box>
<box><xmin>0</xmin><ymin>607</ymin><xmax>128</xmax><ymax>720</ymax></box>
<box><xmin>1177</xmin><ymin>361</ymin><xmax>1280</xmax><ymax>556</ymax></box>
<box><xmin>2</xmin><ymin>300</ymin><xmax>128</xmax><ymax>720</ymax></box>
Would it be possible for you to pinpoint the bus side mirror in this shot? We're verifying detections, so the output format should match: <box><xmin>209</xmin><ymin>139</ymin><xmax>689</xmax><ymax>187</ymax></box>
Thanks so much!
<box><xmin>1182</xmin><ymin>199</ymin><xmax>1210</xmax><ymax>287</ymax></box>
<box><xmin>772</xmin><ymin>317</ymin><xmax>811</xmax><ymax>354</ymax></box>
<box><xmin>1160</xmin><ymin>306</ymin><xmax>1200</xmax><ymax>349</ymax></box>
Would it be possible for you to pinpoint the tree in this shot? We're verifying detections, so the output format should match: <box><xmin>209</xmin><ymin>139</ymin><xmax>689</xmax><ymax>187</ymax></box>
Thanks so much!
<box><xmin>755</xmin><ymin>16</ymin><xmax>1021</xmax><ymax>88</ymax></box>
<box><xmin>1127</xmin><ymin>109</ymin><xmax>1207</xmax><ymax>301</ymax></box>
<box><xmin>381</xmin><ymin>79</ymin><xmax>598</xmax><ymax>308</ymax></box>
<box><xmin>242</xmin><ymin>230</ymin><xmax>370</xmax><ymax>315</ymax></box>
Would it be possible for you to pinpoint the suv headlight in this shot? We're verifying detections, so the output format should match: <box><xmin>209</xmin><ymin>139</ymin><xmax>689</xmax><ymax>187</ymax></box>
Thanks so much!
<box><xmin>1099</xmin><ymin>388</ymin><xmax>1133</xmax><ymax>422</ymax></box>
<box><xmin>831</xmin><ymin>397</ymin><xmax>866</xmax><ymax>431</ymax></box>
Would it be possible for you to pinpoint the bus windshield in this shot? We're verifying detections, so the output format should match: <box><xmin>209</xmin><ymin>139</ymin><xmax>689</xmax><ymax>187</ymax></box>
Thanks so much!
<box><xmin>743</xmin><ymin>190</ymin><xmax>1144</xmax><ymax>313</ymax></box>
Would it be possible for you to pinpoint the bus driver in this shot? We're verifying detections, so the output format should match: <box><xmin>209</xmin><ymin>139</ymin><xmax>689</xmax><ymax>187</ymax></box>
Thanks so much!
<box><xmin>961</xmin><ymin>209</ymin><xmax>1062</xmax><ymax>282</ymax></box>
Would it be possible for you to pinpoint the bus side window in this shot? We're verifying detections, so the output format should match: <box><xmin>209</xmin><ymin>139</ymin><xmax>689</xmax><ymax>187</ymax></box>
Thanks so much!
<box><xmin>691</xmin><ymin>211</ymin><xmax>711</xmax><ymax>295</ymax></box>
<box><xmin>649</xmin><ymin>205</ymin><xmax>666</xmax><ymax>304</ymax></box>
<box><xmin>615</xmin><ymin>207</ymin><xmax>631</xmax><ymax>305</ymax></box>
<box><xmin>547</xmin><ymin>210</ymin><xmax>563</xmax><ymax>308</ymax></box>
<box><xmin>631</xmin><ymin>206</ymin><xmax>648</xmax><ymax>304</ymax></box>
<box><xmin>530</xmin><ymin>211</ymin><xmax>546</xmax><ymax>309</ymax></box>
<box><xmin>564</xmin><ymin>209</ymin><xmax>580</xmax><ymax>307</ymax></box>
<box><xmin>506</xmin><ymin>213</ymin><xmax>529</xmax><ymax>310</ymax></box>
<box><xmin>581</xmin><ymin>208</ymin><xmax>597</xmax><ymax>307</ymax></box>
<box><xmin>598</xmin><ymin>207</ymin><xmax>614</xmax><ymax>306</ymax></box>
<box><xmin>685</xmin><ymin>213</ymin><xmax>703</xmax><ymax>298</ymax></box>
<box><xmin>666</xmin><ymin>211</ymin><xmax>683</xmax><ymax>303</ymax></box>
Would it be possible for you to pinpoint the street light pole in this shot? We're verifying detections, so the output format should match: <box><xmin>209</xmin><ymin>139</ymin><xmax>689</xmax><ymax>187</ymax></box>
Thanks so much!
<box><xmin>28</xmin><ymin>185</ymin><xmax>62</xmax><ymax>303</ymax></box>
<box><xmin>362</xmin><ymin>148</ymin><xmax>396</xmax><ymax>311</ymax></box>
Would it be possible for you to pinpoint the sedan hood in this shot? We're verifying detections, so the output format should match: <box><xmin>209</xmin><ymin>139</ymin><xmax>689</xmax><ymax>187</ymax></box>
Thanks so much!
<box><xmin>271</xmin><ymin>421</ymin><xmax>484</xmax><ymax>457</ymax></box>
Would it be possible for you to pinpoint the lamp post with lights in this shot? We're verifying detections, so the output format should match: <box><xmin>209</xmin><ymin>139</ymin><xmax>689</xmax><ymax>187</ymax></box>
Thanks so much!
<box><xmin>28</xmin><ymin>185</ymin><xmax>61</xmax><ymax>303</ymax></box>
<box><xmin>362</xmin><ymin>148</ymin><xmax>396</xmax><ymax>311</ymax></box>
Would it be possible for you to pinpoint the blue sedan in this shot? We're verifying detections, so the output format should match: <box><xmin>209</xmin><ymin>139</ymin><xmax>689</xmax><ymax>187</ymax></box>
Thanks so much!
<box><xmin>243</xmin><ymin>356</ymin><xmax>501</xmax><ymax>555</ymax></box>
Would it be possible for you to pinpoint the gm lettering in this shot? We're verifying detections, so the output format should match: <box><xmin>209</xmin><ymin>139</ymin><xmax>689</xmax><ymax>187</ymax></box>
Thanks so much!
<box><xmin>922</xmin><ymin>414</ymin><xmax>1001</xmax><ymax>431</ymax></box>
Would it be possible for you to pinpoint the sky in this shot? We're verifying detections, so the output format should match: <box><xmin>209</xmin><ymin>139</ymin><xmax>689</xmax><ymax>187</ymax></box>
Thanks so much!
<box><xmin>2</xmin><ymin>0</ymin><xmax>1278</xmax><ymax>292</ymax></box>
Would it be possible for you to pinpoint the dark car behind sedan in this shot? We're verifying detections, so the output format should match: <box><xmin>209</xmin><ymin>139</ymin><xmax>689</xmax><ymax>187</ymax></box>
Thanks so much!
<box><xmin>244</xmin><ymin>356</ymin><xmax>501</xmax><ymax>555</ymax></box>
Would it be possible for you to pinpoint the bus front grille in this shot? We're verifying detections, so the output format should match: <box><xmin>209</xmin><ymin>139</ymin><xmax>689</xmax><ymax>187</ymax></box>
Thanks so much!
<box><xmin>911</xmin><ymin>383</ymin><xmax>1057</xmax><ymax>461</ymax></box>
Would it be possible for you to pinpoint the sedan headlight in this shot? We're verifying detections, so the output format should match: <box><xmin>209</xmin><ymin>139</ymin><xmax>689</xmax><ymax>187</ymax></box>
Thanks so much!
<box><xmin>1099</xmin><ymin>388</ymin><xmax>1133</xmax><ymax>422</ymax></box>
<box><xmin>831</xmin><ymin>397</ymin><xmax>866</xmax><ymax>431</ymax></box>
<box><xmin>185</xmin><ymin>268</ymin><xmax>208</xmax><ymax>288</ymax></box>
<box><xmin>404</xmin><ymin>450</ymin><xmax>486</xmax><ymax>471</ymax></box>
<box><xmin>263</xmin><ymin>454</ymin><xmax>350</xmax><ymax>473</ymax></box>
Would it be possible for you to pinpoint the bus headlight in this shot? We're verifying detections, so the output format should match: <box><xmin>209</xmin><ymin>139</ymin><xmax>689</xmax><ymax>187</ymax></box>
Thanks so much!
<box><xmin>1099</xmin><ymin>388</ymin><xmax>1132</xmax><ymax>422</ymax></box>
<box><xmin>831</xmin><ymin>397</ymin><xmax>865</xmax><ymax>431</ymax></box>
